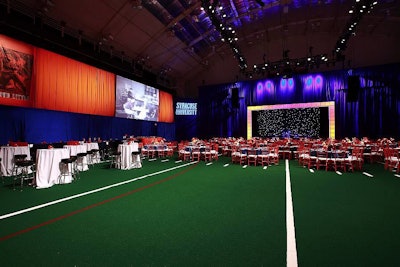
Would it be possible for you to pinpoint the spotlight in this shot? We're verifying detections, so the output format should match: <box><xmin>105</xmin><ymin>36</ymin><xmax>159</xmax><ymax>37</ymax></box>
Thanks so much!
<box><xmin>255</xmin><ymin>0</ymin><xmax>265</xmax><ymax>7</ymax></box>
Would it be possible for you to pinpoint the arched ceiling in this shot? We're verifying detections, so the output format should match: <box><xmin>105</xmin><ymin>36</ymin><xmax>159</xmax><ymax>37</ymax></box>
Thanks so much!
<box><xmin>1</xmin><ymin>0</ymin><xmax>399</xmax><ymax>97</ymax></box>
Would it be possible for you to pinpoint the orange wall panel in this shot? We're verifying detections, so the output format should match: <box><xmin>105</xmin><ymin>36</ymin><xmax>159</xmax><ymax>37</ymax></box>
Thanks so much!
<box><xmin>33</xmin><ymin>48</ymin><xmax>115</xmax><ymax>116</ymax></box>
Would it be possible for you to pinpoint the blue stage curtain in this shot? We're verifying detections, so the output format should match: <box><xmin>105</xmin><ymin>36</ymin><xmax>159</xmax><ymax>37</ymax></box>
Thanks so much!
<box><xmin>199</xmin><ymin>63</ymin><xmax>400</xmax><ymax>140</ymax></box>
<box><xmin>0</xmin><ymin>106</ymin><xmax>175</xmax><ymax>144</ymax></box>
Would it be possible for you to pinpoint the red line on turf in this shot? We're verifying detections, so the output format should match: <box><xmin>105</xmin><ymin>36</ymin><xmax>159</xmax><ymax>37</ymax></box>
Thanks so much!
<box><xmin>0</xmin><ymin>164</ymin><xmax>197</xmax><ymax>242</ymax></box>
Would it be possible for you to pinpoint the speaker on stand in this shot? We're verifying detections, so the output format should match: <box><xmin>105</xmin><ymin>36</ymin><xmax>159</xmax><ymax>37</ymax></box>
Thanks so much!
<box><xmin>347</xmin><ymin>76</ymin><xmax>360</xmax><ymax>102</ymax></box>
<box><xmin>231</xmin><ymin>87</ymin><xmax>239</xmax><ymax>108</ymax></box>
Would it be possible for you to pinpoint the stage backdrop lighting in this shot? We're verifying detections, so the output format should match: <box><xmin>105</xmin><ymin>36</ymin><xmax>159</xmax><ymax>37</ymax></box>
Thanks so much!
<box><xmin>247</xmin><ymin>101</ymin><xmax>335</xmax><ymax>139</ymax></box>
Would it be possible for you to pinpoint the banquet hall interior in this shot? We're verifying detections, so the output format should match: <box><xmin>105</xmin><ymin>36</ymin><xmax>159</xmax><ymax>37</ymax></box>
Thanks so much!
<box><xmin>1</xmin><ymin>0</ymin><xmax>400</xmax><ymax>266</ymax></box>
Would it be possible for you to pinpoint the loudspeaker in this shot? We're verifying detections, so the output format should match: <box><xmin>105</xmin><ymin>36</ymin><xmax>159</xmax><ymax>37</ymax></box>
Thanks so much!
<box><xmin>231</xmin><ymin>87</ymin><xmax>239</xmax><ymax>108</ymax></box>
<box><xmin>347</xmin><ymin>76</ymin><xmax>360</xmax><ymax>102</ymax></box>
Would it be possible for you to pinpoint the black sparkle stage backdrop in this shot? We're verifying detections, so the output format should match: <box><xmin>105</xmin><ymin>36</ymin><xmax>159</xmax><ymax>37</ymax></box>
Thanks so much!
<box><xmin>252</xmin><ymin>107</ymin><xmax>329</xmax><ymax>138</ymax></box>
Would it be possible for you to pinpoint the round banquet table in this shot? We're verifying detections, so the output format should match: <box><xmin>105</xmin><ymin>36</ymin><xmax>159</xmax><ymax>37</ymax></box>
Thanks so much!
<box><xmin>35</xmin><ymin>148</ymin><xmax>72</xmax><ymax>189</ymax></box>
<box><xmin>0</xmin><ymin>145</ymin><xmax>31</xmax><ymax>176</ymax></box>
<box><xmin>118</xmin><ymin>143</ymin><xmax>139</xmax><ymax>170</ymax></box>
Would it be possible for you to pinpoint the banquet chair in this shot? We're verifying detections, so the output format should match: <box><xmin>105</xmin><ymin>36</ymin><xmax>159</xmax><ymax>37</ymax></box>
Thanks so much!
<box><xmin>316</xmin><ymin>150</ymin><xmax>328</xmax><ymax>170</ymax></box>
<box><xmin>90</xmin><ymin>149</ymin><xmax>101</xmax><ymax>164</ymax></box>
<box><xmin>307</xmin><ymin>150</ymin><xmax>318</xmax><ymax>169</ymax></box>
<box><xmin>210</xmin><ymin>144</ymin><xmax>219</xmax><ymax>161</ymax></box>
<box><xmin>231</xmin><ymin>147</ymin><xmax>240</xmax><ymax>164</ymax></box>
<box><xmin>239</xmin><ymin>148</ymin><xmax>248</xmax><ymax>165</ymax></box>
<box><xmin>280</xmin><ymin>146</ymin><xmax>292</xmax><ymax>160</ymax></box>
<box><xmin>131</xmin><ymin>151</ymin><xmax>142</xmax><ymax>168</ymax></box>
<box><xmin>268</xmin><ymin>147</ymin><xmax>279</xmax><ymax>165</ymax></box>
<box><xmin>222</xmin><ymin>145</ymin><xmax>232</xmax><ymax>157</ymax></box>
<box><xmin>201</xmin><ymin>147</ymin><xmax>212</xmax><ymax>162</ymax></box>
<box><xmin>86</xmin><ymin>150</ymin><xmax>94</xmax><ymax>168</ymax></box>
<box><xmin>58</xmin><ymin>157</ymin><xmax>77</xmax><ymax>184</ymax></box>
<box><xmin>257</xmin><ymin>148</ymin><xmax>269</xmax><ymax>166</ymax></box>
<box><xmin>353</xmin><ymin>148</ymin><xmax>365</xmax><ymax>170</ymax></box>
<box><xmin>76</xmin><ymin>152</ymin><xmax>89</xmax><ymax>171</ymax></box>
<box><xmin>247</xmin><ymin>149</ymin><xmax>257</xmax><ymax>166</ymax></box>
<box><xmin>179</xmin><ymin>147</ymin><xmax>191</xmax><ymax>161</ymax></box>
<box><xmin>109</xmin><ymin>151</ymin><xmax>122</xmax><ymax>169</ymax></box>
<box><xmin>167</xmin><ymin>145</ymin><xmax>175</xmax><ymax>157</ymax></box>
<box><xmin>141</xmin><ymin>145</ymin><xmax>149</xmax><ymax>158</ymax></box>
<box><xmin>13</xmin><ymin>159</ymin><xmax>35</xmax><ymax>190</ymax></box>
<box><xmin>298</xmin><ymin>149</ymin><xmax>310</xmax><ymax>167</ymax></box>
<box><xmin>191</xmin><ymin>147</ymin><xmax>201</xmax><ymax>162</ymax></box>
<box><xmin>12</xmin><ymin>154</ymin><xmax>28</xmax><ymax>177</ymax></box>
<box><xmin>0</xmin><ymin>158</ymin><xmax>4</xmax><ymax>183</ymax></box>
<box><xmin>384</xmin><ymin>148</ymin><xmax>399</xmax><ymax>172</ymax></box>
<box><xmin>147</xmin><ymin>145</ymin><xmax>157</xmax><ymax>159</ymax></box>
<box><xmin>157</xmin><ymin>145</ymin><xmax>168</xmax><ymax>158</ymax></box>
<box><xmin>346</xmin><ymin>148</ymin><xmax>363</xmax><ymax>171</ymax></box>
<box><xmin>325</xmin><ymin>152</ymin><xmax>336</xmax><ymax>172</ymax></box>
<box><xmin>98</xmin><ymin>142</ymin><xmax>110</xmax><ymax>161</ymax></box>
<box><xmin>332</xmin><ymin>151</ymin><xmax>346</xmax><ymax>172</ymax></box>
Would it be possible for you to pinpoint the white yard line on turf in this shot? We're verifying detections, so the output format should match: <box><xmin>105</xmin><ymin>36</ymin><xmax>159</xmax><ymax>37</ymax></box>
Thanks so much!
<box><xmin>0</xmin><ymin>161</ymin><xmax>197</xmax><ymax>220</ymax></box>
<box><xmin>286</xmin><ymin>159</ymin><xmax>298</xmax><ymax>267</ymax></box>
<box><xmin>362</xmin><ymin>172</ymin><xmax>374</xmax><ymax>178</ymax></box>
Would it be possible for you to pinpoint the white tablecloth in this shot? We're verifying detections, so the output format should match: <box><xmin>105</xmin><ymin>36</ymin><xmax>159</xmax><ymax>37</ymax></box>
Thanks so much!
<box><xmin>85</xmin><ymin>143</ymin><xmax>99</xmax><ymax>151</ymax></box>
<box><xmin>64</xmin><ymin>144</ymin><xmax>87</xmax><ymax>156</ymax></box>
<box><xmin>64</xmin><ymin>144</ymin><xmax>89</xmax><ymax>171</ymax></box>
<box><xmin>85</xmin><ymin>143</ymin><xmax>101</xmax><ymax>164</ymax></box>
<box><xmin>0</xmin><ymin>146</ymin><xmax>31</xmax><ymax>176</ymax></box>
<box><xmin>118</xmin><ymin>143</ymin><xmax>140</xmax><ymax>170</ymax></box>
<box><xmin>35</xmin><ymin>148</ymin><xmax>71</xmax><ymax>189</ymax></box>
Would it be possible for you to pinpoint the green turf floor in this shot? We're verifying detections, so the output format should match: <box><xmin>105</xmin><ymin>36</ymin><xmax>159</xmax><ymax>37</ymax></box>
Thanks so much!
<box><xmin>290</xmin><ymin>162</ymin><xmax>400</xmax><ymax>267</ymax></box>
<box><xmin>1</xmin><ymin>157</ymin><xmax>400</xmax><ymax>266</ymax></box>
<box><xmin>0</xmin><ymin>157</ymin><xmax>287</xmax><ymax>266</ymax></box>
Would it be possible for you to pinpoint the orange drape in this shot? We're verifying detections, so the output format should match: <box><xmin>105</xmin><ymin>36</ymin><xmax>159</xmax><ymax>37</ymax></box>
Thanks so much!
<box><xmin>33</xmin><ymin>48</ymin><xmax>115</xmax><ymax>116</ymax></box>
<box><xmin>159</xmin><ymin>90</ymin><xmax>174</xmax><ymax>123</ymax></box>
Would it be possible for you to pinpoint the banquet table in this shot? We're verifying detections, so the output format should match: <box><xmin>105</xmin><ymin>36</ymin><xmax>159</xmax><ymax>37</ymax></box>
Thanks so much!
<box><xmin>118</xmin><ymin>143</ymin><xmax>140</xmax><ymax>170</ymax></box>
<box><xmin>35</xmin><ymin>148</ymin><xmax>72</xmax><ymax>189</ymax></box>
<box><xmin>0</xmin><ymin>145</ymin><xmax>31</xmax><ymax>176</ymax></box>
<box><xmin>85</xmin><ymin>143</ymin><xmax>101</xmax><ymax>164</ymax></box>
<box><xmin>64</xmin><ymin>144</ymin><xmax>89</xmax><ymax>171</ymax></box>
<box><xmin>64</xmin><ymin>144</ymin><xmax>87</xmax><ymax>156</ymax></box>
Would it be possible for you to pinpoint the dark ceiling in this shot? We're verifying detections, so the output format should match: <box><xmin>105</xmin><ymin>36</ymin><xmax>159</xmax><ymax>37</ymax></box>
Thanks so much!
<box><xmin>1</xmin><ymin>0</ymin><xmax>399</xmax><ymax>97</ymax></box>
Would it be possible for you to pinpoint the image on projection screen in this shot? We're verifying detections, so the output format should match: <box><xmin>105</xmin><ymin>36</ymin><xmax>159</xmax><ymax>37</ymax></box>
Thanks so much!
<box><xmin>115</xmin><ymin>75</ymin><xmax>159</xmax><ymax>122</ymax></box>
<box><xmin>252</xmin><ymin>107</ymin><xmax>329</xmax><ymax>138</ymax></box>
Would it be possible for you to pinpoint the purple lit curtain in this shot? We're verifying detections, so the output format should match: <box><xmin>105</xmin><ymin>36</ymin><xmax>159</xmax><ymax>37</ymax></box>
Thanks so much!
<box><xmin>199</xmin><ymin>63</ymin><xmax>400</xmax><ymax>140</ymax></box>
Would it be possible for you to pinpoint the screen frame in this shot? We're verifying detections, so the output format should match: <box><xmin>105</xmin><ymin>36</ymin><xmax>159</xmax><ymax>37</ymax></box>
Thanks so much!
<box><xmin>247</xmin><ymin>101</ymin><xmax>335</xmax><ymax>140</ymax></box>
<box><xmin>115</xmin><ymin>75</ymin><xmax>159</xmax><ymax>122</ymax></box>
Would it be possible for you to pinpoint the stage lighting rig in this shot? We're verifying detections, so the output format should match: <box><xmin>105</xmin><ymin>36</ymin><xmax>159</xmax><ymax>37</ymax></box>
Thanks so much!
<box><xmin>334</xmin><ymin>0</ymin><xmax>378</xmax><ymax>56</ymax></box>
<box><xmin>201</xmin><ymin>0</ymin><xmax>248</xmax><ymax>71</ymax></box>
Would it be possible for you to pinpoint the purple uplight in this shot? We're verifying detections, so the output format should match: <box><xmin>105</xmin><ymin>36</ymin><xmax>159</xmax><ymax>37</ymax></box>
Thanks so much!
<box><xmin>265</xmin><ymin>80</ymin><xmax>274</xmax><ymax>93</ymax></box>
<box><xmin>305</xmin><ymin>76</ymin><xmax>313</xmax><ymax>89</ymax></box>
<box><xmin>315</xmin><ymin>75</ymin><xmax>323</xmax><ymax>88</ymax></box>
<box><xmin>257</xmin><ymin>82</ymin><xmax>264</xmax><ymax>91</ymax></box>
<box><xmin>280</xmin><ymin>78</ymin><xmax>287</xmax><ymax>89</ymax></box>
<box><xmin>288</xmin><ymin>78</ymin><xmax>294</xmax><ymax>89</ymax></box>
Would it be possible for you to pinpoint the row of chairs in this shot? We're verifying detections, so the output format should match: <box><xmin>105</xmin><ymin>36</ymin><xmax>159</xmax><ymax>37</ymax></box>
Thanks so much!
<box><xmin>231</xmin><ymin>147</ymin><xmax>279</xmax><ymax>166</ymax></box>
<box><xmin>58</xmin><ymin>149</ymin><xmax>101</xmax><ymax>184</ymax></box>
<box><xmin>8</xmin><ymin>148</ymin><xmax>101</xmax><ymax>190</ymax></box>
<box><xmin>178</xmin><ymin>147</ymin><xmax>219</xmax><ymax>162</ymax></box>
<box><xmin>298</xmin><ymin>149</ymin><xmax>363</xmax><ymax>172</ymax></box>
<box><xmin>142</xmin><ymin>145</ymin><xmax>174</xmax><ymax>159</ymax></box>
